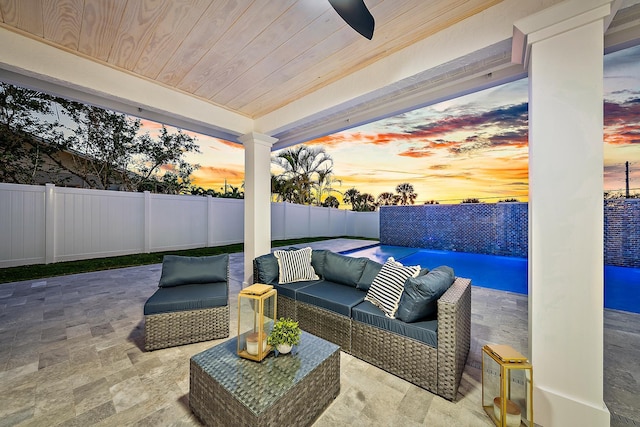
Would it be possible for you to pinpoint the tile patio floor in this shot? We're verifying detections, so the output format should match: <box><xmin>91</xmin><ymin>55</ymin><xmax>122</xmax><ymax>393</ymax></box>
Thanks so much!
<box><xmin>0</xmin><ymin>238</ymin><xmax>638</xmax><ymax>426</ymax></box>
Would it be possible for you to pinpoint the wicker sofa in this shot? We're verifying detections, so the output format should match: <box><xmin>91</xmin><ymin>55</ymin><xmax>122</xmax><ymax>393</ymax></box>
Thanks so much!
<box><xmin>144</xmin><ymin>254</ymin><xmax>230</xmax><ymax>351</ymax></box>
<box><xmin>253</xmin><ymin>249</ymin><xmax>471</xmax><ymax>401</ymax></box>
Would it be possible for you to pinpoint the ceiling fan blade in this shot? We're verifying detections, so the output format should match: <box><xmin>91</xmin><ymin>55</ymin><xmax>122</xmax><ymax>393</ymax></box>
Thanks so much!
<box><xmin>328</xmin><ymin>0</ymin><xmax>375</xmax><ymax>40</ymax></box>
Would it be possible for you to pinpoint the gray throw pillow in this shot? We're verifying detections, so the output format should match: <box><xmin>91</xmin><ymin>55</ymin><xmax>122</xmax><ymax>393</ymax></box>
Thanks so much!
<box><xmin>254</xmin><ymin>253</ymin><xmax>280</xmax><ymax>285</ymax></box>
<box><xmin>159</xmin><ymin>254</ymin><xmax>228</xmax><ymax>288</ymax></box>
<box><xmin>323</xmin><ymin>252</ymin><xmax>368</xmax><ymax>287</ymax></box>
<box><xmin>311</xmin><ymin>249</ymin><xmax>330</xmax><ymax>278</ymax></box>
<box><xmin>395</xmin><ymin>265</ymin><xmax>455</xmax><ymax>322</ymax></box>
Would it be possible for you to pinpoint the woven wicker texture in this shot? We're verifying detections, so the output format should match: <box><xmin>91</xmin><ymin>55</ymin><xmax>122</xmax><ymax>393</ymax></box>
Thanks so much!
<box><xmin>277</xmin><ymin>294</ymin><xmax>297</xmax><ymax>320</ymax></box>
<box><xmin>297</xmin><ymin>302</ymin><xmax>352</xmax><ymax>352</ymax></box>
<box><xmin>190</xmin><ymin>332</ymin><xmax>340</xmax><ymax>426</ymax></box>
<box><xmin>144</xmin><ymin>306</ymin><xmax>229</xmax><ymax>351</ymax></box>
<box><xmin>437</xmin><ymin>277</ymin><xmax>472</xmax><ymax>400</ymax></box>
<box><xmin>144</xmin><ymin>262</ymin><xmax>230</xmax><ymax>351</ymax></box>
<box><xmin>251</xmin><ymin>255</ymin><xmax>471</xmax><ymax>401</ymax></box>
<box><xmin>351</xmin><ymin>320</ymin><xmax>438</xmax><ymax>393</ymax></box>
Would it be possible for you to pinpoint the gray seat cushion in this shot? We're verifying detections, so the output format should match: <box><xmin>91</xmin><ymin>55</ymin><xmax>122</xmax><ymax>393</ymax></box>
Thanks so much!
<box><xmin>296</xmin><ymin>281</ymin><xmax>366</xmax><ymax>316</ymax></box>
<box><xmin>352</xmin><ymin>300</ymin><xmax>438</xmax><ymax>348</ymax></box>
<box><xmin>159</xmin><ymin>254</ymin><xmax>228</xmax><ymax>288</ymax></box>
<box><xmin>144</xmin><ymin>282</ymin><xmax>227</xmax><ymax>315</ymax></box>
<box><xmin>273</xmin><ymin>280</ymin><xmax>320</xmax><ymax>299</ymax></box>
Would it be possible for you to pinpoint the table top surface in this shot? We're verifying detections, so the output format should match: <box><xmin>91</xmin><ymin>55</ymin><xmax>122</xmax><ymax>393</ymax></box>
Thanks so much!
<box><xmin>191</xmin><ymin>331</ymin><xmax>339</xmax><ymax>415</ymax></box>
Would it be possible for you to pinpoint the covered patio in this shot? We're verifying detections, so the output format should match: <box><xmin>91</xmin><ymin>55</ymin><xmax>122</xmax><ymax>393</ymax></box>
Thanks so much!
<box><xmin>0</xmin><ymin>239</ymin><xmax>638</xmax><ymax>426</ymax></box>
<box><xmin>2</xmin><ymin>1</ymin><xmax>640</xmax><ymax>425</ymax></box>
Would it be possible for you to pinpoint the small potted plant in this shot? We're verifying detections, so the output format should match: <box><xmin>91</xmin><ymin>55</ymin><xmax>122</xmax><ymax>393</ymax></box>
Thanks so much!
<box><xmin>267</xmin><ymin>317</ymin><xmax>301</xmax><ymax>355</ymax></box>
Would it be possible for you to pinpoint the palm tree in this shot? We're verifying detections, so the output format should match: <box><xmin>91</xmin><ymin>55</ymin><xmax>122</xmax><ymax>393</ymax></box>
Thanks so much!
<box><xmin>313</xmin><ymin>168</ymin><xmax>342</xmax><ymax>206</ymax></box>
<box><xmin>354</xmin><ymin>193</ymin><xmax>376</xmax><ymax>211</ymax></box>
<box><xmin>395</xmin><ymin>182</ymin><xmax>418</xmax><ymax>205</ymax></box>
<box><xmin>343</xmin><ymin>187</ymin><xmax>361</xmax><ymax>209</ymax></box>
<box><xmin>272</xmin><ymin>145</ymin><xmax>334</xmax><ymax>205</ymax></box>
<box><xmin>377</xmin><ymin>192</ymin><xmax>399</xmax><ymax>206</ymax></box>
<box><xmin>322</xmin><ymin>195</ymin><xmax>340</xmax><ymax>208</ymax></box>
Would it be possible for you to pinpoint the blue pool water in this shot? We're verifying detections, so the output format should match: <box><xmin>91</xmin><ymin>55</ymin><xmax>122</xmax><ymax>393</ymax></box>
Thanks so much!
<box><xmin>342</xmin><ymin>244</ymin><xmax>640</xmax><ymax>314</ymax></box>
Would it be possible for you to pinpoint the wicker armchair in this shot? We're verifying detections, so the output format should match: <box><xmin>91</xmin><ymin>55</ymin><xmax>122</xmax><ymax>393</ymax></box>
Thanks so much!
<box><xmin>144</xmin><ymin>254</ymin><xmax>230</xmax><ymax>351</ymax></box>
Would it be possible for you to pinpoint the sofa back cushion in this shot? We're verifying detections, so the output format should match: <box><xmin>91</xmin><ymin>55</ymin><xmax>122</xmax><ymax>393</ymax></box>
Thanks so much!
<box><xmin>356</xmin><ymin>259</ymin><xmax>383</xmax><ymax>291</ymax></box>
<box><xmin>311</xmin><ymin>249</ymin><xmax>330</xmax><ymax>277</ymax></box>
<box><xmin>322</xmin><ymin>251</ymin><xmax>368</xmax><ymax>287</ymax></box>
<box><xmin>159</xmin><ymin>254</ymin><xmax>228</xmax><ymax>288</ymax></box>
<box><xmin>254</xmin><ymin>253</ymin><xmax>280</xmax><ymax>285</ymax></box>
<box><xmin>395</xmin><ymin>265</ymin><xmax>455</xmax><ymax>322</ymax></box>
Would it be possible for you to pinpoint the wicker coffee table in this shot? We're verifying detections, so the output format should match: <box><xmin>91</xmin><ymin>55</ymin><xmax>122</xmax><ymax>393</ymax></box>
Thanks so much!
<box><xmin>189</xmin><ymin>331</ymin><xmax>340</xmax><ymax>426</ymax></box>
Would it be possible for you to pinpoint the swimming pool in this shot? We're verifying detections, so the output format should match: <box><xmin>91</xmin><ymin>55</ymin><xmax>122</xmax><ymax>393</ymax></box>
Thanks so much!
<box><xmin>342</xmin><ymin>244</ymin><xmax>640</xmax><ymax>314</ymax></box>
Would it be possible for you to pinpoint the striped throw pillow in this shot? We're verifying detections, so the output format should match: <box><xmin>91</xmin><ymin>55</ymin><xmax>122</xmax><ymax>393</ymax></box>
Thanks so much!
<box><xmin>274</xmin><ymin>247</ymin><xmax>319</xmax><ymax>284</ymax></box>
<box><xmin>365</xmin><ymin>257</ymin><xmax>420</xmax><ymax>318</ymax></box>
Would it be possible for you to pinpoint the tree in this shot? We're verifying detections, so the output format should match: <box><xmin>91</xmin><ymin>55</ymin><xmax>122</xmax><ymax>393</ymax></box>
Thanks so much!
<box><xmin>377</xmin><ymin>192</ymin><xmax>399</xmax><ymax>206</ymax></box>
<box><xmin>0</xmin><ymin>83</ymin><xmax>70</xmax><ymax>184</ymax></box>
<box><xmin>313</xmin><ymin>168</ymin><xmax>342</xmax><ymax>206</ymax></box>
<box><xmin>131</xmin><ymin>126</ymin><xmax>201</xmax><ymax>192</ymax></box>
<box><xmin>461</xmin><ymin>198</ymin><xmax>481</xmax><ymax>203</ymax></box>
<box><xmin>220</xmin><ymin>184</ymin><xmax>243</xmax><ymax>198</ymax></box>
<box><xmin>59</xmin><ymin>101</ymin><xmax>139</xmax><ymax>189</ymax></box>
<box><xmin>271</xmin><ymin>174</ymin><xmax>296</xmax><ymax>202</ymax></box>
<box><xmin>343</xmin><ymin>187</ymin><xmax>361</xmax><ymax>208</ymax></box>
<box><xmin>0</xmin><ymin>82</ymin><xmax>202</xmax><ymax>192</ymax></box>
<box><xmin>353</xmin><ymin>193</ymin><xmax>376</xmax><ymax>212</ymax></box>
<box><xmin>395</xmin><ymin>182</ymin><xmax>418</xmax><ymax>205</ymax></box>
<box><xmin>322</xmin><ymin>195</ymin><xmax>340</xmax><ymax>208</ymax></box>
<box><xmin>272</xmin><ymin>145</ymin><xmax>336</xmax><ymax>205</ymax></box>
<box><xmin>343</xmin><ymin>187</ymin><xmax>375</xmax><ymax>211</ymax></box>
<box><xmin>59</xmin><ymin>100</ymin><xmax>200</xmax><ymax>192</ymax></box>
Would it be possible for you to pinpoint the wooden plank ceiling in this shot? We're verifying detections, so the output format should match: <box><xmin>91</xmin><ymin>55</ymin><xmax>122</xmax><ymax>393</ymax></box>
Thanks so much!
<box><xmin>0</xmin><ymin>0</ymin><xmax>502</xmax><ymax>119</ymax></box>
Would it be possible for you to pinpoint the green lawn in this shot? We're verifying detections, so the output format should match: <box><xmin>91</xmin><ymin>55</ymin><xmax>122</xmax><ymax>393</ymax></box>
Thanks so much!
<box><xmin>0</xmin><ymin>237</ymin><xmax>372</xmax><ymax>284</ymax></box>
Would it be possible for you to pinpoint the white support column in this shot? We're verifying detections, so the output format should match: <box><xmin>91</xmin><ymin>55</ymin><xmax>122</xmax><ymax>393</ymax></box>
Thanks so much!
<box><xmin>513</xmin><ymin>1</ymin><xmax>615</xmax><ymax>425</ymax></box>
<box><xmin>239</xmin><ymin>132</ymin><xmax>277</xmax><ymax>286</ymax></box>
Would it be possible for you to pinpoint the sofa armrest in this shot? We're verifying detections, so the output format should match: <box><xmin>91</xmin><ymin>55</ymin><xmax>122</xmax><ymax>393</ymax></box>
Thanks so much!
<box><xmin>436</xmin><ymin>277</ymin><xmax>472</xmax><ymax>401</ymax></box>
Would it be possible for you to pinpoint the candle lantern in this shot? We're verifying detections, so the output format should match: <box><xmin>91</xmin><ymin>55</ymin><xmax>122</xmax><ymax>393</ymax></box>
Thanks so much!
<box><xmin>482</xmin><ymin>344</ymin><xmax>533</xmax><ymax>427</ymax></box>
<box><xmin>237</xmin><ymin>283</ymin><xmax>277</xmax><ymax>362</ymax></box>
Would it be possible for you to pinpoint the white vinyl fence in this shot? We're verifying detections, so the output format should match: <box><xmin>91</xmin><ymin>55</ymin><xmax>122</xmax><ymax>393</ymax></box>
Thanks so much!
<box><xmin>0</xmin><ymin>183</ymin><xmax>379</xmax><ymax>268</ymax></box>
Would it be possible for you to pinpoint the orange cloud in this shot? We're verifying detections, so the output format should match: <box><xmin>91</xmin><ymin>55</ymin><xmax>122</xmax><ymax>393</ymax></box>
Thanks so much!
<box><xmin>397</xmin><ymin>147</ymin><xmax>435</xmax><ymax>158</ymax></box>
<box><xmin>191</xmin><ymin>166</ymin><xmax>244</xmax><ymax>189</ymax></box>
<box><xmin>215</xmin><ymin>139</ymin><xmax>243</xmax><ymax>149</ymax></box>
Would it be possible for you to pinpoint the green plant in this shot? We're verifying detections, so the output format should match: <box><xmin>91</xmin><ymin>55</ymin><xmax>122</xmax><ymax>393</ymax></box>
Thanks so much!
<box><xmin>267</xmin><ymin>318</ymin><xmax>301</xmax><ymax>347</ymax></box>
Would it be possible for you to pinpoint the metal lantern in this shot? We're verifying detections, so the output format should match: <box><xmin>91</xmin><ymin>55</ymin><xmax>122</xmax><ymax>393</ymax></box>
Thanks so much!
<box><xmin>237</xmin><ymin>283</ymin><xmax>277</xmax><ymax>362</ymax></box>
<box><xmin>482</xmin><ymin>344</ymin><xmax>533</xmax><ymax>427</ymax></box>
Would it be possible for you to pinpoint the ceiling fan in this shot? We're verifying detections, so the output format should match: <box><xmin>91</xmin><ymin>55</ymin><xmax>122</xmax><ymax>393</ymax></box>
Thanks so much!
<box><xmin>328</xmin><ymin>0</ymin><xmax>375</xmax><ymax>40</ymax></box>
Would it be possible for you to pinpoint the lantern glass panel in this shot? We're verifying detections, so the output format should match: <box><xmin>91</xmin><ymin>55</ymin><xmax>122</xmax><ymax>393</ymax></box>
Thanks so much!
<box><xmin>482</xmin><ymin>344</ymin><xmax>533</xmax><ymax>427</ymax></box>
<box><xmin>237</xmin><ymin>284</ymin><xmax>277</xmax><ymax>362</ymax></box>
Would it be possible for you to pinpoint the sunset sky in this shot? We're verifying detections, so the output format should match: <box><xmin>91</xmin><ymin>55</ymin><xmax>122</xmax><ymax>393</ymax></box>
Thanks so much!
<box><xmin>146</xmin><ymin>44</ymin><xmax>640</xmax><ymax>206</ymax></box>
